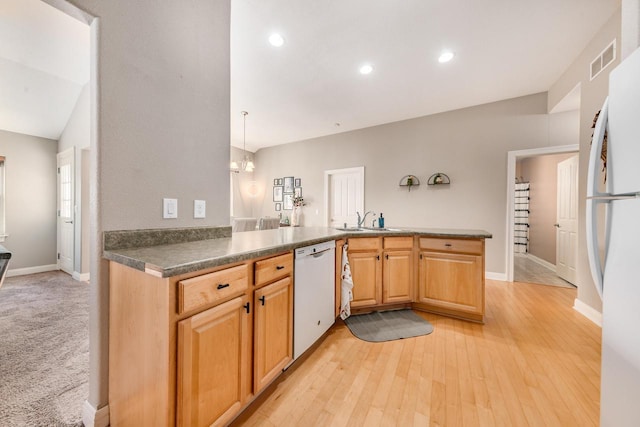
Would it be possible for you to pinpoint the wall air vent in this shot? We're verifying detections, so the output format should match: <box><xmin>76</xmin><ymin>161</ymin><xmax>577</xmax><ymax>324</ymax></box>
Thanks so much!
<box><xmin>590</xmin><ymin>39</ymin><xmax>616</xmax><ymax>81</ymax></box>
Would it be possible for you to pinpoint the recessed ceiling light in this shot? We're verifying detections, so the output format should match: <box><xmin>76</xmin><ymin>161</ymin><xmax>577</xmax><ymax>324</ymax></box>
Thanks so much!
<box><xmin>269</xmin><ymin>33</ymin><xmax>284</xmax><ymax>47</ymax></box>
<box><xmin>438</xmin><ymin>51</ymin><xmax>455</xmax><ymax>63</ymax></box>
<box><xmin>359</xmin><ymin>64</ymin><xmax>373</xmax><ymax>75</ymax></box>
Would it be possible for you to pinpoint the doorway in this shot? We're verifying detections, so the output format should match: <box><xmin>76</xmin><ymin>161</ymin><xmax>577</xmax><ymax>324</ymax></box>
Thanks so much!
<box><xmin>323</xmin><ymin>166</ymin><xmax>364</xmax><ymax>228</ymax></box>
<box><xmin>506</xmin><ymin>145</ymin><xmax>579</xmax><ymax>285</ymax></box>
<box><xmin>57</xmin><ymin>147</ymin><xmax>75</xmax><ymax>275</ymax></box>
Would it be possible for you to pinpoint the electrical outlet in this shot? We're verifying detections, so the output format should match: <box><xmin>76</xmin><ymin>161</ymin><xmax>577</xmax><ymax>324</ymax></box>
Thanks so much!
<box><xmin>163</xmin><ymin>198</ymin><xmax>178</xmax><ymax>219</ymax></box>
<box><xmin>194</xmin><ymin>200</ymin><xmax>206</xmax><ymax>219</ymax></box>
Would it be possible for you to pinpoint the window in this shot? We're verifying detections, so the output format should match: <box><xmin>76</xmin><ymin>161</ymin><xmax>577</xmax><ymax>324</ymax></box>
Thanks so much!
<box><xmin>0</xmin><ymin>156</ymin><xmax>5</xmax><ymax>242</ymax></box>
<box><xmin>59</xmin><ymin>162</ymin><xmax>72</xmax><ymax>219</ymax></box>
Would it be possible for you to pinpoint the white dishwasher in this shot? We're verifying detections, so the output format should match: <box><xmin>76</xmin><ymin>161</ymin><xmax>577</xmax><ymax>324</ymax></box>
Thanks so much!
<box><xmin>294</xmin><ymin>240</ymin><xmax>336</xmax><ymax>360</ymax></box>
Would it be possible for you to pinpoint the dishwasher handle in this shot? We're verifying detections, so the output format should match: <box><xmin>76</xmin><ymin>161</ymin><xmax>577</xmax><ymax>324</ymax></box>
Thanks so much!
<box><xmin>309</xmin><ymin>248</ymin><xmax>333</xmax><ymax>258</ymax></box>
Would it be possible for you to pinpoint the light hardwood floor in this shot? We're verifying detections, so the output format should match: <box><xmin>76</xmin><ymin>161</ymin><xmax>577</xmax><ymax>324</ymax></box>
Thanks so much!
<box><xmin>233</xmin><ymin>280</ymin><xmax>601</xmax><ymax>426</ymax></box>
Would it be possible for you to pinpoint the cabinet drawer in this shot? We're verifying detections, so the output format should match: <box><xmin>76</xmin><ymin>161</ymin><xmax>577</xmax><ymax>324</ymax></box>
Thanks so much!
<box><xmin>255</xmin><ymin>253</ymin><xmax>293</xmax><ymax>287</ymax></box>
<box><xmin>178</xmin><ymin>264</ymin><xmax>250</xmax><ymax>314</ymax></box>
<box><xmin>419</xmin><ymin>237</ymin><xmax>482</xmax><ymax>255</ymax></box>
<box><xmin>348</xmin><ymin>237</ymin><xmax>381</xmax><ymax>251</ymax></box>
<box><xmin>383</xmin><ymin>236</ymin><xmax>413</xmax><ymax>250</ymax></box>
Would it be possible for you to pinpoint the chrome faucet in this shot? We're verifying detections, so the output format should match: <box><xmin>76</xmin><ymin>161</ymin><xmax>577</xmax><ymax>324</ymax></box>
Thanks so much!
<box><xmin>356</xmin><ymin>211</ymin><xmax>375</xmax><ymax>228</ymax></box>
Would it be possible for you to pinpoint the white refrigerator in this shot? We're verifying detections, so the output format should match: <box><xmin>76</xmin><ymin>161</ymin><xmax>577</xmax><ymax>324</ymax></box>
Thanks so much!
<box><xmin>587</xmin><ymin>47</ymin><xmax>640</xmax><ymax>426</ymax></box>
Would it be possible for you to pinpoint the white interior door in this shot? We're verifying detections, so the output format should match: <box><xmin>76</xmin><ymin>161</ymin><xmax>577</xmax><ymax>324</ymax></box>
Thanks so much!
<box><xmin>324</xmin><ymin>167</ymin><xmax>364</xmax><ymax>228</ymax></box>
<box><xmin>556</xmin><ymin>155</ymin><xmax>578</xmax><ymax>284</ymax></box>
<box><xmin>57</xmin><ymin>148</ymin><xmax>75</xmax><ymax>275</ymax></box>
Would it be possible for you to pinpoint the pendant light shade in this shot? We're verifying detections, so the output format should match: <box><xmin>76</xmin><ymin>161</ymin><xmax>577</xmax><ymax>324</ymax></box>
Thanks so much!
<box><xmin>230</xmin><ymin>111</ymin><xmax>255</xmax><ymax>172</ymax></box>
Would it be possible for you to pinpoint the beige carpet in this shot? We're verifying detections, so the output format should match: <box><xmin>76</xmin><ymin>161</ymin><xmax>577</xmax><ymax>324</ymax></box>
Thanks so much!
<box><xmin>0</xmin><ymin>271</ymin><xmax>88</xmax><ymax>426</ymax></box>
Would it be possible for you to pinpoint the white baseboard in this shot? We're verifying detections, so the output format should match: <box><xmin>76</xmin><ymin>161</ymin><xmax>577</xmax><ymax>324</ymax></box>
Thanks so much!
<box><xmin>527</xmin><ymin>253</ymin><xmax>556</xmax><ymax>271</ymax></box>
<box><xmin>6</xmin><ymin>264</ymin><xmax>58</xmax><ymax>277</ymax></box>
<box><xmin>573</xmin><ymin>298</ymin><xmax>603</xmax><ymax>327</ymax></box>
<box><xmin>72</xmin><ymin>271</ymin><xmax>90</xmax><ymax>282</ymax></box>
<box><xmin>82</xmin><ymin>400</ymin><xmax>109</xmax><ymax>427</ymax></box>
<box><xmin>486</xmin><ymin>271</ymin><xmax>507</xmax><ymax>281</ymax></box>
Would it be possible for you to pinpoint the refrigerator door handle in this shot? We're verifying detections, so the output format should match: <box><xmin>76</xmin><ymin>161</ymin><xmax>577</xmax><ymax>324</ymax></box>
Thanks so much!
<box><xmin>586</xmin><ymin>98</ymin><xmax>608</xmax><ymax>299</ymax></box>
<box><xmin>586</xmin><ymin>198</ymin><xmax>605</xmax><ymax>299</ymax></box>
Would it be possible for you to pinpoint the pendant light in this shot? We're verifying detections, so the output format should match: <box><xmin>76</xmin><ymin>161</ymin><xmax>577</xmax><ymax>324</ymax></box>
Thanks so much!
<box><xmin>231</xmin><ymin>111</ymin><xmax>255</xmax><ymax>172</ymax></box>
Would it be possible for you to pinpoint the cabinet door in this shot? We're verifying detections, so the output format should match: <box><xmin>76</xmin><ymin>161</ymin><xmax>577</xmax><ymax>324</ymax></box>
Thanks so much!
<box><xmin>418</xmin><ymin>251</ymin><xmax>483</xmax><ymax>315</ymax></box>
<box><xmin>254</xmin><ymin>276</ymin><xmax>293</xmax><ymax>393</ymax></box>
<box><xmin>383</xmin><ymin>250</ymin><xmax>413</xmax><ymax>303</ymax></box>
<box><xmin>177</xmin><ymin>294</ymin><xmax>252</xmax><ymax>427</ymax></box>
<box><xmin>348</xmin><ymin>251</ymin><xmax>382</xmax><ymax>308</ymax></box>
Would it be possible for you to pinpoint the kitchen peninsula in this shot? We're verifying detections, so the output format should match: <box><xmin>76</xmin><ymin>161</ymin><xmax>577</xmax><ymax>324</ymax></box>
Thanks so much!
<box><xmin>104</xmin><ymin>225</ymin><xmax>491</xmax><ymax>426</ymax></box>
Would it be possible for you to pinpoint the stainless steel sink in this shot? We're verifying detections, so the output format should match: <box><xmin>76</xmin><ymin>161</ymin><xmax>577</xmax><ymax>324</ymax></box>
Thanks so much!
<box><xmin>362</xmin><ymin>227</ymin><xmax>403</xmax><ymax>232</ymax></box>
<box><xmin>335</xmin><ymin>227</ymin><xmax>403</xmax><ymax>232</ymax></box>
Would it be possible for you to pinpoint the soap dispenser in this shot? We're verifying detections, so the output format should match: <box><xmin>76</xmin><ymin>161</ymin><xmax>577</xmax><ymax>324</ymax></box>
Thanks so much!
<box><xmin>378</xmin><ymin>213</ymin><xmax>385</xmax><ymax>228</ymax></box>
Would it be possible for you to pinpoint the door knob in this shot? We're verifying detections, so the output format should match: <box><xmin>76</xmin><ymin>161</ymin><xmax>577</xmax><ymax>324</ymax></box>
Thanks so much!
<box><xmin>554</xmin><ymin>223</ymin><xmax>560</xmax><ymax>228</ymax></box>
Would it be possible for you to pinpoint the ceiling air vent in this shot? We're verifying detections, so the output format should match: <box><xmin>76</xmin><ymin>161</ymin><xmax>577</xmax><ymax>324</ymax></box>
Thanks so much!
<box><xmin>590</xmin><ymin>39</ymin><xmax>616</xmax><ymax>81</ymax></box>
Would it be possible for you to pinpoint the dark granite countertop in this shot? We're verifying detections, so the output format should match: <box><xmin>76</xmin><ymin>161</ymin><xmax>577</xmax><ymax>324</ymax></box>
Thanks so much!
<box><xmin>103</xmin><ymin>226</ymin><xmax>492</xmax><ymax>278</ymax></box>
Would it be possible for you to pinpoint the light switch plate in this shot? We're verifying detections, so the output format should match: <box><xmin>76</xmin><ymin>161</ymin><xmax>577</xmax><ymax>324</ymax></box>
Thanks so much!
<box><xmin>194</xmin><ymin>200</ymin><xmax>206</xmax><ymax>219</ymax></box>
<box><xmin>163</xmin><ymin>198</ymin><xmax>178</xmax><ymax>219</ymax></box>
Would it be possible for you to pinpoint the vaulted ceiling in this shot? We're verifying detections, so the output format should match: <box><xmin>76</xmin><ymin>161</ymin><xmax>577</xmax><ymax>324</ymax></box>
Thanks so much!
<box><xmin>0</xmin><ymin>0</ymin><xmax>89</xmax><ymax>140</ymax></box>
<box><xmin>231</xmin><ymin>0</ymin><xmax>620</xmax><ymax>151</ymax></box>
<box><xmin>0</xmin><ymin>0</ymin><xmax>620</xmax><ymax>149</ymax></box>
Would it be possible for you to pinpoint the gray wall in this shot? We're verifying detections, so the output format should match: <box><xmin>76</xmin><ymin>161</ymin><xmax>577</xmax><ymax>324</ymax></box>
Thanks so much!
<box><xmin>45</xmin><ymin>0</ymin><xmax>232</xmax><ymax>417</ymax></box>
<box><xmin>0</xmin><ymin>129</ymin><xmax>57</xmax><ymax>270</ymax></box>
<box><xmin>254</xmin><ymin>93</ymin><xmax>572</xmax><ymax>275</ymax></box>
<box><xmin>548</xmin><ymin>9</ymin><xmax>621</xmax><ymax>314</ymax></box>
<box><xmin>58</xmin><ymin>83</ymin><xmax>90</xmax><ymax>277</ymax></box>
<box><xmin>56</xmin><ymin>0</ymin><xmax>232</xmax><ymax>232</ymax></box>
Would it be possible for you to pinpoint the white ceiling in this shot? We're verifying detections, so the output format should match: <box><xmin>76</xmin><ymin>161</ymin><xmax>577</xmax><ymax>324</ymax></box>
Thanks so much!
<box><xmin>0</xmin><ymin>0</ymin><xmax>89</xmax><ymax>140</ymax></box>
<box><xmin>0</xmin><ymin>0</ymin><xmax>619</xmax><ymax>148</ymax></box>
<box><xmin>231</xmin><ymin>0</ymin><xmax>620</xmax><ymax>152</ymax></box>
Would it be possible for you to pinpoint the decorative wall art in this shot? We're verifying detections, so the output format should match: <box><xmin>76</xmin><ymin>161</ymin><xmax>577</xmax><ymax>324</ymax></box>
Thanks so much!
<box><xmin>283</xmin><ymin>176</ymin><xmax>294</xmax><ymax>193</ymax></box>
<box><xmin>273</xmin><ymin>176</ymin><xmax>304</xmax><ymax>212</ymax></box>
<box><xmin>273</xmin><ymin>186</ymin><xmax>283</xmax><ymax>202</ymax></box>
<box><xmin>283</xmin><ymin>193</ymin><xmax>294</xmax><ymax>210</ymax></box>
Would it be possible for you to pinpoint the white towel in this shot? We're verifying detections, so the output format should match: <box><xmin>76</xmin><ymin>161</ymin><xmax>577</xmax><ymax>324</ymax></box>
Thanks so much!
<box><xmin>340</xmin><ymin>243</ymin><xmax>354</xmax><ymax>320</ymax></box>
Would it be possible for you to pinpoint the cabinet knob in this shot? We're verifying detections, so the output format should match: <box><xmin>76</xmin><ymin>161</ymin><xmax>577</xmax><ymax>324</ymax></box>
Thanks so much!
<box><xmin>385</xmin><ymin>254</ymin><xmax>389</xmax><ymax>260</ymax></box>
<box><xmin>444</xmin><ymin>243</ymin><xmax>452</xmax><ymax>247</ymax></box>
<box><xmin>243</xmin><ymin>302</ymin><xmax>250</xmax><ymax>313</ymax></box>
<box><xmin>259</xmin><ymin>296</ymin><xmax>266</xmax><ymax>306</ymax></box>
<box><xmin>217</xmin><ymin>283</ymin><xmax>230</xmax><ymax>290</ymax></box>
<box><xmin>376</xmin><ymin>255</ymin><xmax>380</xmax><ymax>261</ymax></box>
<box><xmin>276</xmin><ymin>265</ymin><xmax>285</xmax><ymax>270</ymax></box>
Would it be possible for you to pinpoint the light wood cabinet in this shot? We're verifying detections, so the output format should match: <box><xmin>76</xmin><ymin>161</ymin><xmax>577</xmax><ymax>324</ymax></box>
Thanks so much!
<box><xmin>109</xmin><ymin>251</ymin><xmax>294</xmax><ymax>427</ymax></box>
<box><xmin>108</xmin><ymin>233</ymin><xmax>488</xmax><ymax>426</ymax></box>
<box><xmin>349</xmin><ymin>251</ymin><xmax>382</xmax><ymax>307</ymax></box>
<box><xmin>383</xmin><ymin>250</ymin><xmax>413</xmax><ymax>303</ymax></box>
<box><xmin>177</xmin><ymin>294</ymin><xmax>252</xmax><ymax>427</ymax></box>
<box><xmin>347</xmin><ymin>236</ymin><xmax>414</xmax><ymax>309</ymax></box>
<box><xmin>415</xmin><ymin>237</ymin><xmax>485</xmax><ymax>322</ymax></box>
<box><xmin>253</xmin><ymin>276</ymin><xmax>293</xmax><ymax>393</ymax></box>
<box><xmin>177</xmin><ymin>264</ymin><xmax>249</xmax><ymax>314</ymax></box>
